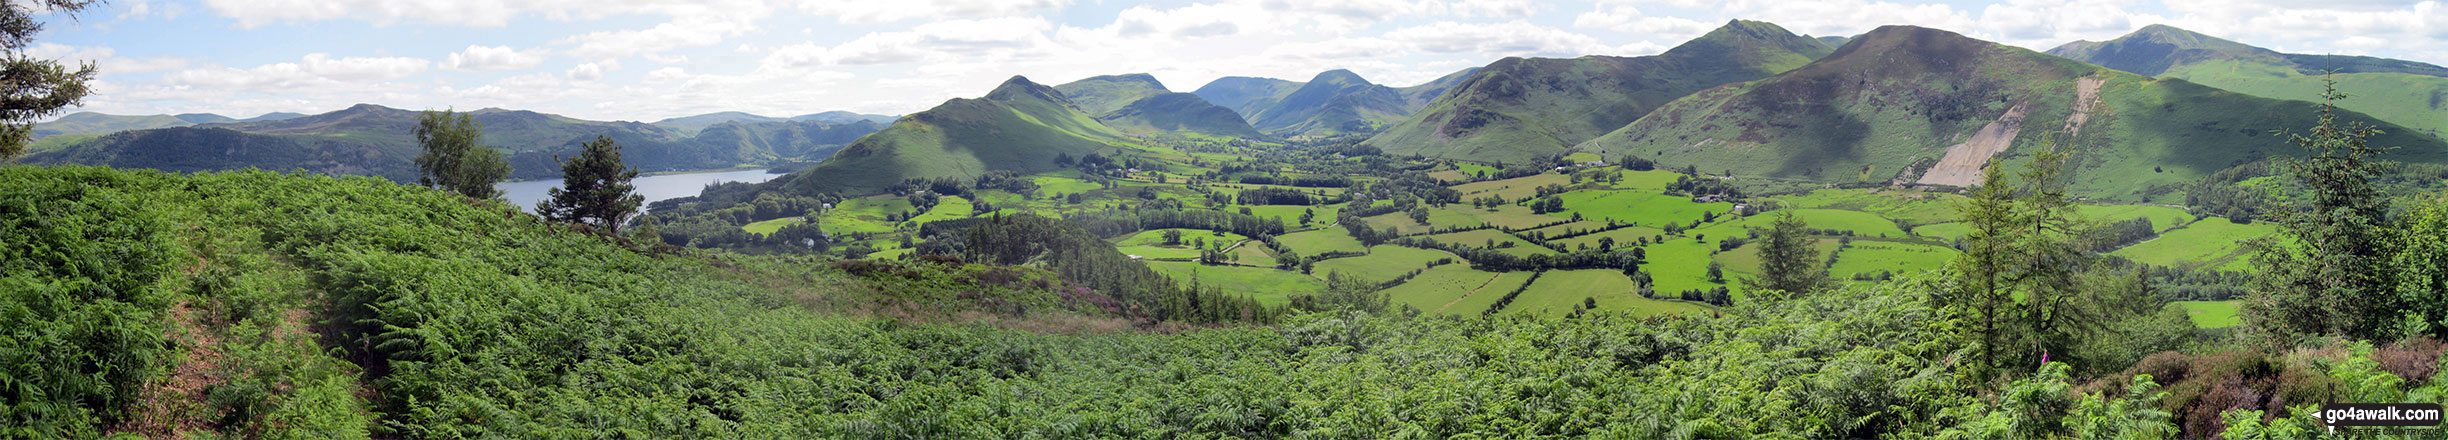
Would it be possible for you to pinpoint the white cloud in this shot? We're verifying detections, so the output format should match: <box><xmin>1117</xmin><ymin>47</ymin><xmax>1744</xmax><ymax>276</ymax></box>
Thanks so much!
<box><xmin>1449</xmin><ymin>0</ymin><xmax>1538</xmax><ymax>18</ymax></box>
<box><xmin>567</xmin><ymin>62</ymin><xmax>609</xmax><ymax>80</ymax></box>
<box><xmin>1572</xmin><ymin>4</ymin><xmax>1714</xmax><ymax>36</ymax></box>
<box><xmin>560</xmin><ymin>14</ymin><xmax>756</xmax><ymax>60</ymax></box>
<box><xmin>761</xmin><ymin>17</ymin><xmax>1057</xmax><ymax>68</ymax></box>
<box><xmin>797</xmin><ymin>0</ymin><xmax>1072</xmax><ymax>24</ymax></box>
<box><xmin>442</xmin><ymin>45</ymin><xmax>545</xmax><ymax>71</ymax></box>
<box><xmin>1384</xmin><ymin>21</ymin><xmax>1614</xmax><ymax>57</ymax></box>
<box><xmin>163</xmin><ymin>53</ymin><xmax>427</xmax><ymax>89</ymax></box>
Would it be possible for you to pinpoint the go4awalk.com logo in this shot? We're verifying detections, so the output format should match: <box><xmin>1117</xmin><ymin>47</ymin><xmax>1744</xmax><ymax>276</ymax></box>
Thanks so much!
<box><xmin>2321</xmin><ymin>403</ymin><xmax>2444</xmax><ymax>436</ymax></box>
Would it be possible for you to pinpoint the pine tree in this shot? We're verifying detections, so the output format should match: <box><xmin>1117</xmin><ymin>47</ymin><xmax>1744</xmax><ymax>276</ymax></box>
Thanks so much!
<box><xmin>538</xmin><ymin>135</ymin><xmax>644</xmax><ymax>233</ymax></box>
<box><xmin>414</xmin><ymin>110</ymin><xmax>512</xmax><ymax>199</ymax></box>
<box><xmin>0</xmin><ymin>0</ymin><xmax>100</xmax><ymax>161</ymax></box>
<box><xmin>2245</xmin><ymin>77</ymin><xmax>2401</xmax><ymax>340</ymax></box>
<box><xmin>1749</xmin><ymin>210</ymin><xmax>1826</xmax><ymax>299</ymax></box>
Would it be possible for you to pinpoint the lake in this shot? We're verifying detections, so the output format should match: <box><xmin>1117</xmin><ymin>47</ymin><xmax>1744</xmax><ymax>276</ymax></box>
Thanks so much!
<box><xmin>497</xmin><ymin>169</ymin><xmax>784</xmax><ymax>213</ymax></box>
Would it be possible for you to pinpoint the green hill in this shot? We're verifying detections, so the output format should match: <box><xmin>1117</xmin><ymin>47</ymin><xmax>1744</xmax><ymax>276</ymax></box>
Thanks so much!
<box><xmin>1578</xmin><ymin>25</ymin><xmax>2448</xmax><ymax>202</ymax></box>
<box><xmin>24</xmin><ymin>104</ymin><xmax>881</xmax><ymax>181</ymax></box>
<box><xmin>1366</xmin><ymin>20</ymin><xmax>1833</xmax><ymax>163</ymax></box>
<box><xmin>2048</xmin><ymin>24</ymin><xmax>2448</xmax><ymax>139</ymax></box>
<box><xmin>792</xmin><ymin>110</ymin><xmax>898</xmax><ymax>124</ymax></box>
<box><xmin>1056</xmin><ymin>73</ymin><xmax>1264</xmax><ymax>137</ymax></box>
<box><xmin>241</xmin><ymin>111</ymin><xmax>307</xmax><ymax>122</ymax></box>
<box><xmin>1100</xmin><ymin>92</ymin><xmax>1264</xmax><ymax>137</ymax></box>
<box><xmin>34</xmin><ymin>112</ymin><xmax>232</xmax><ymax>139</ymax></box>
<box><xmin>1054</xmin><ymin>73</ymin><xmax>1174</xmax><ymax>115</ymax></box>
<box><xmin>1245</xmin><ymin>69</ymin><xmax>1411</xmax><ymax>136</ymax></box>
<box><xmin>773</xmin><ymin>75</ymin><xmax>1129</xmax><ymax>196</ymax></box>
<box><xmin>652</xmin><ymin>111</ymin><xmax>785</xmax><ymax>135</ymax></box>
<box><xmin>1398</xmin><ymin>68</ymin><xmax>1479</xmax><ymax>110</ymax></box>
<box><xmin>1191</xmin><ymin>76</ymin><xmax>1303</xmax><ymax>118</ymax></box>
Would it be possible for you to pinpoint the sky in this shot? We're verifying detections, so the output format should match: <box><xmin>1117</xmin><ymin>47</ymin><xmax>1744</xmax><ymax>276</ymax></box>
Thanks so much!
<box><xmin>27</xmin><ymin>0</ymin><xmax>2448</xmax><ymax>122</ymax></box>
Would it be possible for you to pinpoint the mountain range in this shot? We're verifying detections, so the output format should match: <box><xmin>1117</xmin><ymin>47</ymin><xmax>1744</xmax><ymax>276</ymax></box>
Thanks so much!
<box><xmin>1366</xmin><ymin>20</ymin><xmax>1836</xmax><ymax>163</ymax></box>
<box><xmin>26</xmin><ymin>20</ymin><xmax>2448</xmax><ymax>205</ymax></box>
<box><xmin>33</xmin><ymin>111</ymin><xmax>305</xmax><ymax>139</ymax></box>
<box><xmin>1578</xmin><ymin>25</ymin><xmax>2445</xmax><ymax>201</ymax></box>
<box><xmin>649</xmin><ymin>110</ymin><xmax>898</xmax><ymax>136</ymax></box>
<box><xmin>22</xmin><ymin>104</ymin><xmax>883</xmax><ymax>181</ymax></box>
<box><xmin>1053</xmin><ymin>73</ymin><xmax>1261</xmax><ymax>137</ymax></box>
<box><xmin>1191</xmin><ymin>68</ymin><xmax>1474</xmax><ymax>137</ymax></box>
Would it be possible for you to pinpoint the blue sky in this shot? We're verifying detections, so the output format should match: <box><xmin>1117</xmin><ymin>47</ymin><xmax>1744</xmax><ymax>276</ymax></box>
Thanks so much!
<box><xmin>29</xmin><ymin>0</ymin><xmax>2448</xmax><ymax>122</ymax></box>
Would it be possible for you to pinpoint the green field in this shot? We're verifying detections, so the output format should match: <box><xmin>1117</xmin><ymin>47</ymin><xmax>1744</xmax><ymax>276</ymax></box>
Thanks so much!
<box><xmin>1500</xmin><ymin>270</ymin><xmax>1706</xmax><ymax>317</ymax></box>
<box><xmin>1145</xmin><ymin>261</ymin><xmax>1322</xmax><ymax>305</ymax></box>
<box><xmin>1112</xmin><ymin>228</ymin><xmax>1251</xmax><ymax>260</ymax></box>
<box><xmin>905</xmin><ymin>195</ymin><xmax>975</xmax><ymax>224</ymax></box>
<box><xmin>1311</xmin><ymin>245</ymin><xmax>1457</xmax><ymax>284</ymax></box>
<box><xmin>1552</xmin><ymin>226</ymin><xmax>1670</xmax><ymax>250</ymax></box>
<box><xmin>2174</xmin><ymin>300</ymin><xmax>2244</xmax><ymax>328</ymax></box>
<box><xmin>1421</xmin><ymin>228</ymin><xmax>1536</xmax><ymax>250</ymax></box>
<box><xmin>1453</xmin><ymin>173</ymin><xmax>1573</xmax><ymax>201</ymax></box>
<box><xmin>1828</xmin><ymin>241</ymin><xmax>1960</xmax><ymax>279</ymax></box>
<box><xmin>820</xmin><ymin>196</ymin><xmax>914</xmax><ymax>235</ymax></box>
<box><xmin>1243</xmin><ymin>203</ymin><xmax>1340</xmax><ymax>227</ymax></box>
<box><xmin>2079</xmin><ymin>204</ymin><xmax>2198</xmax><ymax>233</ymax></box>
<box><xmin>1554</xmin><ymin>190</ymin><xmax>1731</xmax><ymax>227</ymax></box>
<box><xmin>1643</xmin><ymin>240</ymin><xmax>1727</xmax><ymax>299</ymax></box>
<box><xmin>1278</xmin><ymin>229</ymin><xmax>1367</xmax><ymax>256</ymax></box>
<box><xmin>1430</xmin><ymin>271</ymin><xmax>1541</xmax><ymax>316</ymax></box>
<box><xmin>1031</xmin><ymin>174</ymin><xmax>1105</xmax><ymax>195</ymax></box>
<box><xmin>2108</xmin><ymin>217</ymin><xmax>2277</xmax><ymax>270</ymax></box>
<box><xmin>740</xmin><ymin>216</ymin><xmax>806</xmax><ymax>235</ymax></box>
<box><xmin>1609</xmin><ymin>169</ymin><xmax>1685</xmax><ymax>191</ymax></box>
<box><xmin>1382</xmin><ymin>265</ymin><xmax>1509</xmax><ymax>314</ymax></box>
<box><xmin>1768</xmin><ymin>189</ymin><xmax>1963</xmax><ymax>226</ymax></box>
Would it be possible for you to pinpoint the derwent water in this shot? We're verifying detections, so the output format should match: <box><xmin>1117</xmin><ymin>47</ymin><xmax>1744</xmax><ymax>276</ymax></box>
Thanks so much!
<box><xmin>496</xmin><ymin>169</ymin><xmax>783</xmax><ymax>213</ymax></box>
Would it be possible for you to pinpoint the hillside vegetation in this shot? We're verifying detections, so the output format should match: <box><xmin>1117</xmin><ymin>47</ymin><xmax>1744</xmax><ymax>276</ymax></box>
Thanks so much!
<box><xmin>2050</xmin><ymin>24</ymin><xmax>2448</xmax><ymax>139</ymax></box>
<box><xmin>26</xmin><ymin>164</ymin><xmax>2405</xmax><ymax>439</ymax></box>
<box><xmin>773</xmin><ymin>76</ymin><xmax>1131</xmax><ymax>196</ymax></box>
<box><xmin>1580</xmin><ymin>25</ymin><xmax>2448</xmax><ymax>202</ymax></box>
<box><xmin>1367</xmin><ymin>20</ymin><xmax>1834</xmax><ymax>163</ymax></box>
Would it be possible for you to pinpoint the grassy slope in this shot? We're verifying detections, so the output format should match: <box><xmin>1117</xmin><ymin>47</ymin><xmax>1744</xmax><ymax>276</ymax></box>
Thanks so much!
<box><xmin>1579</xmin><ymin>25</ymin><xmax>2448</xmax><ymax>202</ymax></box>
<box><xmin>1367</xmin><ymin>20</ymin><xmax>1833</xmax><ymax>163</ymax></box>
<box><xmin>1053</xmin><ymin>73</ymin><xmax>1173</xmax><ymax>115</ymax></box>
<box><xmin>776</xmin><ymin>76</ymin><xmax>1130</xmax><ymax>196</ymax></box>
<box><xmin>1100</xmin><ymin>93</ymin><xmax>1265</xmax><ymax>138</ymax></box>
<box><xmin>2048</xmin><ymin>25</ymin><xmax>2448</xmax><ymax>139</ymax></box>
<box><xmin>1246</xmin><ymin>70</ymin><xmax>1410</xmax><ymax>137</ymax></box>
<box><xmin>1190</xmin><ymin>76</ymin><xmax>1303</xmax><ymax>118</ymax></box>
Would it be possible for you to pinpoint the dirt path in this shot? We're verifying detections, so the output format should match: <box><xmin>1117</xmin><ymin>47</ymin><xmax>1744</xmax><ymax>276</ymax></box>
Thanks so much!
<box><xmin>112</xmin><ymin>301</ymin><xmax>226</xmax><ymax>437</ymax></box>
<box><xmin>1429</xmin><ymin>273</ymin><xmax>1508</xmax><ymax>315</ymax></box>
<box><xmin>1915</xmin><ymin>101</ymin><xmax>2030</xmax><ymax>186</ymax></box>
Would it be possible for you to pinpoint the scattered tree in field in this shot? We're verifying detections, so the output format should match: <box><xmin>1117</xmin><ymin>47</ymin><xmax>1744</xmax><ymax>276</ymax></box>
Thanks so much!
<box><xmin>0</xmin><ymin>0</ymin><xmax>100</xmax><ymax>161</ymax></box>
<box><xmin>414</xmin><ymin>109</ymin><xmax>512</xmax><ymax>199</ymax></box>
<box><xmin>1748</xmin><ymin>210</ymin><xmax>1826</xmax><ymax>299</ymax></box>
<box><xmin>1162</xmin><ymin>229</ymin><xmax>1184</xmax><ymax>246</ymax></box>
<box><xmin>538</xmin><ymin>135</ymin><xmax>644</xmax><ymax>233</ymax></box>
<box><xmin>2245</xmin><ymin>77</ymin><xmax>2404</xmax><ymax>340</ymax></box>
<box><xmin>1707</xmin><ymin>261</ymin><xmax>1725</xmax><ymax>284</ymax></box>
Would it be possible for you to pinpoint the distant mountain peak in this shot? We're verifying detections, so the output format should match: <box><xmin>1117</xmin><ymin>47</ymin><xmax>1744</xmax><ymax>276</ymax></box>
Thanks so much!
<box><xmin>1091</xmin><ymin>73</ymin><xmax>1167</xmax><ymax>91</ymax></box>
<box><xmin>1311</xmin><ymin>69</ymin><xmax>1370</xmax><ymax>85</ymax></box>
<box><xmin>986</xmin><ymin>75</ymin><xmax>1071</xmax><ymax>105</ymax></box>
